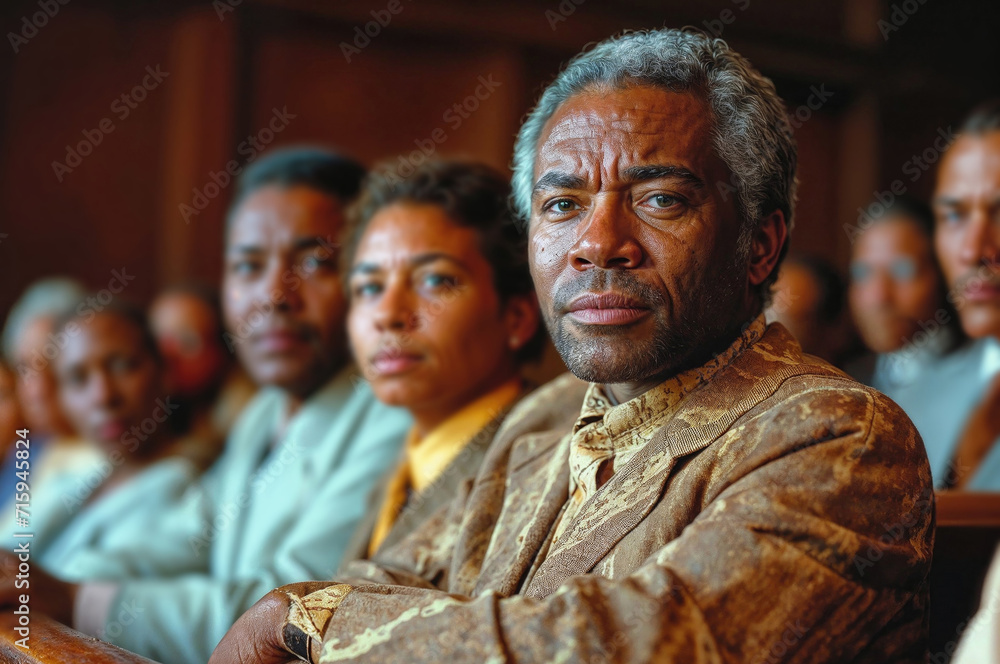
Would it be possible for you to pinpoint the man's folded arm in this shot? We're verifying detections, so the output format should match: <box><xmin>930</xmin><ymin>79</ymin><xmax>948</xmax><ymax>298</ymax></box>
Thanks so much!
<box><xmin>288</xmin><ymin>400</ymin><xmax>933</xmax><ymax>663</ymax></box>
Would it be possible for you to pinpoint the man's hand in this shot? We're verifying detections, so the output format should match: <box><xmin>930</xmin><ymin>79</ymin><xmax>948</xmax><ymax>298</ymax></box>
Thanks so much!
<box><xmin>209</xmin><ymin>583</ymin><xmax>335</xmax><ymax>664</ymax></box>
<box><xmin>0</xmin><ymin>551</ymin><xmax>77</xmax><ymax>624</ymax></box>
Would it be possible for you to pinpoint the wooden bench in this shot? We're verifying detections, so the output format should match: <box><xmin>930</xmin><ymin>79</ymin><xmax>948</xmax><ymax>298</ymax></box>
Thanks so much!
<box><xmin>0</xmin><ymin>612</ymin><xmax>159</xmax><ymax>664</ymax></box>
<box><xmin>930</xmin><ymin>491</ymin><xmax>1000</xmax><ymax>660</ymax></box>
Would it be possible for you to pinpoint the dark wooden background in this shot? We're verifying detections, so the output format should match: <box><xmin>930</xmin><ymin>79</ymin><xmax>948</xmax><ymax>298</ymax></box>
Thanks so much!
<box><xmin>1</xmin><ymin>0</ymin><xmax>997</xmax><ymax>323</ymax></box>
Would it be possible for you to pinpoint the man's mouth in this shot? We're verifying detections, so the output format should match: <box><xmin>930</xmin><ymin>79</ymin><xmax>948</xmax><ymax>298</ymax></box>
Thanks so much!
<box><xmin>253</xmin><ymin>328</ymin><xmax>309</xmax><ymax>353</ymax></box>
<box><xmin>565</xmin><ymin>292</ymin><xmax>652</xmax><ymax>325</ymax></box>
<box><xmin>961</xmin><ymin>279</ymin><xmax>1000</xmax><ymax>303</ymax></box>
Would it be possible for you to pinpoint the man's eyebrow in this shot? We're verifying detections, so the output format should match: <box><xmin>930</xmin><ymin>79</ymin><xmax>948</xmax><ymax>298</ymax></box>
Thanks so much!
<box><xmin>531</xmin><ymin>165</ymin><xmax>706</xmax><ymax>197</ymax></box>
<box><xmin>349</xmin><ymin>252</ymin><xmax>467</xmax><ymax>276</ymax></box>
<box><xmin>621</xmin><ymin>165</ymin><xmax>705</xmax><ymax>189</ymax></box>
<box><xmin>532</xmin><ymin>171</ymin><xmax>587</xmax><ymax>195</ymax></box>
<box><xmin>292</xmin><ymin>236</ymin><xmax>335</xmax><ymax>252</ymax></box>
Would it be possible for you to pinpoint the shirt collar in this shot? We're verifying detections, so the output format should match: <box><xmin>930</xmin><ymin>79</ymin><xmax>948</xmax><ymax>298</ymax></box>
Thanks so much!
<box><xmin>405</xmin><ymin>376</ymin><xmax>523</xmax><ymax>491</ymax></box>
<box><xmin>576</xmin><ymin>313</ymin><xmax>767</xmax><ymax>444</ymax></box>
<box><xmin>565</xmin><ymin>314</ymin><xmax>767</xmax><ymax>496</ymax></box>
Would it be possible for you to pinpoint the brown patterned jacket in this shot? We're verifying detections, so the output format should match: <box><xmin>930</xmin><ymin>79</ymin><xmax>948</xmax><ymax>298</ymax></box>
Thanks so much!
<box><xmin>290</xmin><ymin>322</ymin><xmax>934</xmax><ymax>663</ymax></box>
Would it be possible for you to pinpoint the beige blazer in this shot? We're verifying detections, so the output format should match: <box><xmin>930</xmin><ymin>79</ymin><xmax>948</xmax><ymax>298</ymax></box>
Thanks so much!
<box><xmin>305</xmin><ymin>324</ymin><xmax>934</xmax><ymax>663</ymax></box>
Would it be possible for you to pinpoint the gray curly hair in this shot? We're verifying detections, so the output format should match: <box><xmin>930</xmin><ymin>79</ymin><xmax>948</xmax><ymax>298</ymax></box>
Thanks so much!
<box><xmin>511</xmin><ymin>28</ymin><xmax>798</xmax><ymax>290</ymax></box>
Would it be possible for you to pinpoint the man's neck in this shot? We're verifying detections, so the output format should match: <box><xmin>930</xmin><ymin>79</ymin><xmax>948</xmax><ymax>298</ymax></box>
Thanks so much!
<box><xmin>274</xmin><ymin>364</ymin><xmax>344</xmax><ymax>437</ymax></box>
<box><xmin>605</xmin><ymin>314</ymin><xmax>758</xmax><ymax>405</ymax></box>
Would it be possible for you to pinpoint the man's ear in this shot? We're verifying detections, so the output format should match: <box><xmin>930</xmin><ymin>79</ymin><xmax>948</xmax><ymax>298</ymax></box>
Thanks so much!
<box><xmin>747</xmin><ymin>209</ymin><xmax>788</xmax><ymax>287</ymax></box>
<box><xmin>502</xmin><ymin>292</ymin><xmax>542</xmax><ymax>354</ymax></box>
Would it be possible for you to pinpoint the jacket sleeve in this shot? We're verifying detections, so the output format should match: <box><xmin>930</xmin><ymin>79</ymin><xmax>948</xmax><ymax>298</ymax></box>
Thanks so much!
<box><xmin>98</xmin><ymin>419</ymin><xmax>408</xmax><ymax>664</ymax></box>
<box><xmin>300</xmin><ymin>391</ymin><xmax>934</xmax><ymax>664</ymax></box>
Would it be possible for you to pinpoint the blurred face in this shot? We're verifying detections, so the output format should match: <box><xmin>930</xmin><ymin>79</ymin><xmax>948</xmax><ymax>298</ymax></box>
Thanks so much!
<box><xmin>12</xmin><ymin>316</ymin><xmax>73</xmax><ymax>436</ymax></box>
<box><xmin>223</xmin><ymin>186</ymin><xmax>348</xmax><ymax>398</ymax></box>
<box><xmin>849</xmin><ymin>218</ymin><xmax>942</xmax><ymax>353</ymax></box>
<box><xmin>528</xmin><ymin>86</ymin><xmax>784</xmax><ymax>389</ymax></box>
<box><xmin>767</xmin><ymin>263</ymin><xmax>823</xmax><ymax>355</ymax></box>
<box><xmin>348</xmin><ymin>202</ymin><xmax>537</xmax><ymax>421</ymax></box>
<box><xmin>934</xmin><ymin>131</ymin><xmax>1000</xmax><ymax>338</ymax></box>
<box><xmin>55</xmin><ymin>313</ymin><xmax>163</xmax><ymax>449</ymax></box>
<box><xmin>149</xmin><ymin>292</ymin><xmax>226</xmax><ymax>400</ymax></box>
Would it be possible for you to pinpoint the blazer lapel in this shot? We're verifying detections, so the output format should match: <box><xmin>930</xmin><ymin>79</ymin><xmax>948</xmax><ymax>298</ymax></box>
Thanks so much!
<box><xmin>523</xmin><ymin>426</ymin><xmax>678</xmax><ymax>599</ymax></box>
<box><xmin>382</xmin><ymin>417</ymin><xmax>503</xmax><ymax>552</ymax></box>
<box><xmin>471</xmin><ymin>429</ymin><xmax>571</xmax><ymax>597</ymax></box>
<box><xmin>523</xmin><ymin>356</ymin><xmax>813</xmax><ymax>599</ymax></box>
<box><xmin>339</xmin><ymin>463</ymin><xmax>396</xmax><ymax>568</ymax></box>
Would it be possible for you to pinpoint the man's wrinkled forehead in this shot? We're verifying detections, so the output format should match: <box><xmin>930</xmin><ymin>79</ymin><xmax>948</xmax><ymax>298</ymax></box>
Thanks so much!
<box><xmin>534</xmin><ymin>87</ymin><xmax>717</xmax><ymax>181</ymax></box>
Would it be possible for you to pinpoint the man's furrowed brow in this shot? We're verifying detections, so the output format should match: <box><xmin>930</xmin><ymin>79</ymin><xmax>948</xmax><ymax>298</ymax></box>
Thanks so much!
<box><xmin>621</xmin><ymin>165</ymin><xmax>705</xmax><ymax>189</ymax></box>
<box><xmin>532</xmin><ymin>171</ymin><xmax>587</xmax><ymax>196</ymax></box>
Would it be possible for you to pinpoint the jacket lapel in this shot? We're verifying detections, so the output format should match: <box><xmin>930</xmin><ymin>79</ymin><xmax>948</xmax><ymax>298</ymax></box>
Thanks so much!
<box><xmin>523</xmin><ymin>345</ymin><xmax>814</xmax><ymax>599</ymax></box>
<box><xmin>471</xmin><ymin>429</ymin><xmax>571</xmax><ymax>597</ymax></box>
<box><xmin>382</xmin><ymin>416</ymin><xmax>504</xmax><ymax>552</ymax></box>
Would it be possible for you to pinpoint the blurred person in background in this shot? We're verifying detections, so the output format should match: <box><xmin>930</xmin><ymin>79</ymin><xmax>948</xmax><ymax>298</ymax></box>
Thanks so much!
<box><xmin>938</xmin><ymin>107</ymin><xmax>1000</xmax><ymax>664</ymax></box>
<box><xmin>339</xmin><ymin>161</ymin><xmax>543</xmax><ymax>563</ymax></box>
<box><xmin>845</xmin><ymin>195</ymin><xmax>976</xmax><ymax>488</ymax></box>
<box><xmin>28</xmin><ymin>147</ymin><xmax>411</xmax><ymax>664</ymax></box>
<box><xmin>765</xmin><ymin>254</ymin><xmax>846</xmax><ymax>363</ymax></box>
<box><xmin>933</xmin><ymin>99</ymin><xmax>1000</xmax><ymax>491</ymax></box>
<box><xmin>0</xmin><ymin>278</ymin><xmax>103</xmax><ymax>504</ymax></box>
<box><xmin>149</xmin><ymin>283</ymin><xmax>255</xmax><ymax>470</ymax></box>
<box><xmin>0</xmin><ymin>302</ymin><xmax>196</xmax><ymax>600</ymax></box>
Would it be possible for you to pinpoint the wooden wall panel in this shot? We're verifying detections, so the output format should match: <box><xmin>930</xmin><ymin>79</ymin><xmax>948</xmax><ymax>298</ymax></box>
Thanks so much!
<box><xmin>0</xmin><ymin>7</ymin><xmax>173</xmax><ymax>313</ymax></box>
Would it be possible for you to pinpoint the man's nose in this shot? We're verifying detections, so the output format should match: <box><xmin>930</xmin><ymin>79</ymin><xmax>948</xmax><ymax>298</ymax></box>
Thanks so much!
<box><xmin>566</xmin><ymin>200</ymin><xmax>643</xmax><ymax>270</ymax></box>
<box><xmin>958</xmin><ymin>207</ymin><xmax>1000</xmax><ymax>267</ymax></box>
<box><xmin>262</xmin><ymin>262</ymin><xmax>303</xmax><ymax>312</ymax></box>
<box><xmin>867</xmin><ymin>271</ymin><xmax>895</xmax><ymax>307</ymax></box>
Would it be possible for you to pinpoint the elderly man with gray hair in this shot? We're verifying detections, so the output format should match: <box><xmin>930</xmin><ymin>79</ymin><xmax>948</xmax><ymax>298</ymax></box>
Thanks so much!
<box><xmin>211</xmin><ymin>28</ymin><xmax>933</xmax><ymax>664</ymax></box>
